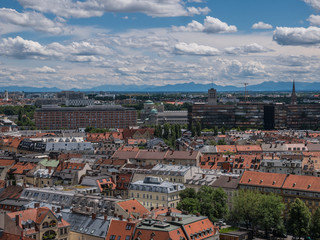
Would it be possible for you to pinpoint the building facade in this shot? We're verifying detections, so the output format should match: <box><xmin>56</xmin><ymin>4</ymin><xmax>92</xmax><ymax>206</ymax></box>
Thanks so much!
<box><xmin>35</xmin><ymin>105</ymin><xmax>137</xmax><ymax>130</ymax></box>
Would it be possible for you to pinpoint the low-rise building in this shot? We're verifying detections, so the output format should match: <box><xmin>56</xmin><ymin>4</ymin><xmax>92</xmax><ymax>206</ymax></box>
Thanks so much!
<box><xmin>128</xmin><ymin>176</ymin><xmax>185</xmax><ymax>209</ymax></box>
<box><xmin>4</xmin><ymin>207</ymin><xmax>70</xmax><ymax>240</ymax></box>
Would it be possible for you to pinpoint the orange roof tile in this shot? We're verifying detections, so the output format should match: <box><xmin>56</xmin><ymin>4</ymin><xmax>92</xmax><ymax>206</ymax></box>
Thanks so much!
<box><xmin>55</xmin><ymin>162</ymin><xmax>85</xmax><ymax>171</ymax></box>
<box><xmin>10</xmin><ymin>162</ymin><xmax>37</xmax><ymax>175</ymax></box>
<box><xmin>282</xmin><ymin>174</ymin><xmax>320</xmax><ymax>192</ymax></box>
<box><xmin>184</xmin><ymin>218</ymin><xmax>217</xmax><ymax>240</ymax></box>
<box><xmin>216</xmin><ymin>145</ymin><xmax>237</xmax><ymax>153</ymax></box>
<box><xmin>105</xmin><ymin>219</ymin><xmax>137</xmax><ymax>240</ymax></box>
<box><xmin>117</xmin><ymin>199</ymin><xmax>150</xmax><ymax>219</ymax></box>
<box><xmin>240</xmin><ymin>171</ymin><xmax>287</xmax><ymax>188</ymax></box>
<box><xmin>0</xmin><ymin>159</ymin><xmax>15</xmax><ymax>166</ymax></box>
<box><xmin>7</xmin><ymin>208</ymin><xmax>50</xmax><ymax>227</ymax></box>
<box><xmin>236</xmin><ymin>145</ymin><xmax>262</xmax><ymax>152</ymax></box>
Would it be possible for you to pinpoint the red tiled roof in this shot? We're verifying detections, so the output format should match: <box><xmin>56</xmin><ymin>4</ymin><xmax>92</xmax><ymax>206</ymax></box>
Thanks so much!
<box><xmin>0</xmin><ymin>159</ymin><xmax>15</xmax><ymax>166</ymax></box>
<box><xmin>58</xmin><ymin>153</ymin><xmax>82</xmax><ymax>160</ymax></box>
<box><xmin>239</xmin><ymin>171</ymin><xmax>287</xmax><ymax>189</ymax></box>
<box><xmin>7</xmin><ymin>208</ymin><xmax>50</xmax><ymax>227</ymax></box>
<box><xmin>152</xmin><ymin>207</ymin><xmax>182</xmax><ymax>218</ymax></box>
<box><xmin>236</xmin><ymin>145</ymin><xmax>262</xmax><ymax>152</ymax></box>
<box><xmin>96</xmin><ymin>177</ymin><xmax>116</xmax><ymax>191</ymax></box>
<box><xmin>216</xmin><ymin>145</ymin><xmax>237</xmax><ymax>153</ymax></box>
<box><xmin>117</xmin><ymin>199</ymin><xmax>150</xmax><ymax>219</ymax></box>
<box><xmin>10</xmin><ymin>162</ymin><xmax>37</xmax><ymax>175</ymax></box>
<box><xmin>0</xmin><ymin>185</ymin><xmax>23</xmax><ymax>199</ymax></box>
<box><xmin>55</xmin><ymin>162</ymin><xmax>85</xmax><ymax>171</ymax></box>
<box><xmin>105</xmin><ymin>219</ymin><xmax>137</xmax><ymax>240</ymax></box>
<box><xmin>282</xmin><ymin>174</ymin><xmax>320</xmax><ymax>192</ymax></box>
<box><xmin>184</xmin><ymin>218</ymin><xmax>217</xmax><ymax>240</ymax></box>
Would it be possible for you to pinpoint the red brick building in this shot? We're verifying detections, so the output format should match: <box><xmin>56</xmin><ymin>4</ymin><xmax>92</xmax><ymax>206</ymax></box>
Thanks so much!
<box><xmin>35</xmin><ymin>105</ymin><xmax>137</xmax><ymax>130</ymax></box>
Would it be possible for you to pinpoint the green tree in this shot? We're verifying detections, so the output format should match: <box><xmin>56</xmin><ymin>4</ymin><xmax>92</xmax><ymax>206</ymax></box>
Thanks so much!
<box><xmin>287</xmin><ymin>198</ymin><xmax>311</xmax><ymax>239</ymax></box>
<box><xmin>177</xmin><ymin>198</ymin><xmax>200</xmax><ymax>214</ymax></box>
<box><xmin>214</xmin><ymin>126</ymin><xmax>218</xmax><ymax>136</ymax></box>
<box><xmin>220</xmin><ymin>127</ymin><xmax>226</xmax><ymax>135</ymax></box>
<box><xmin>209</xmin><ymin>140</ymin><xmax>217</xmax><ymax>146</ymax></box>
<box><xmin>163</xmin><ymin>123</ymin><xmax>170</xmax><ymax>139</ymax></box>
<box><xmin>230</xmin><ymin>190</ymin><xmax>261</xmax><ymax>230</ymax></box>
<box><xmin>179</xmin><ymin>188</ymin><xmax>197</xmax><ymax>199</ymax></box>
<box><xmin>310</xmin><ymin>207</ymin><xmax>320</xmax><ymax>240</ymax></box>
<box><xmin>257</xmin><ymin>194</ymin><xmax>285</xmax><ymax>238</ymax></box>
<box><xmin>178</xmin><ymin>187</ymin><xmax>227</xmax><ymax>222</ymax></box>
<box><xmin>217</xmin><ymin>139</ymin><xmax>227</xmax><ymax>145</ymax></box>
<box><xmin>196</xmin><ymin>121</ymin><xmax>201</xmax><ymax>137</ymax></box>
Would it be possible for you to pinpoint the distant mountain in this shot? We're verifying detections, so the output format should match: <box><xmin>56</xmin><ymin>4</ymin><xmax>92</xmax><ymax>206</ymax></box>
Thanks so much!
<box><xmin>2</xmin><ymin>81</ymin><xmax>320</xmax><ymax>92</ymax></box>
<box><xmin>0</xmin><ymin>86</ymin><xmax>61</xmax><ymax>92</ymax></box>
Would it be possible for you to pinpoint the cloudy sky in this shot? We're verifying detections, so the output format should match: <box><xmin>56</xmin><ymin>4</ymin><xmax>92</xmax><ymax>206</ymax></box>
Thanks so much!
<box><xmin>1</xmin><ymin>0</ymin><xmax>320</xmax><ymax>89</ymax></box>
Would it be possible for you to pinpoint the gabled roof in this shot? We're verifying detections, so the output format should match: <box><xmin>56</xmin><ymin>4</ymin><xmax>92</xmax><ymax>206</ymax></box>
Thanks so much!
<box><xmin>117</xmin><ymin>199</ymin><xmax>150</xmax><ymax>218</ymax></box>
<box><xmin>211</xmin><ymin>175</ymin><xmax>240</xmax><ymax>189</ymax></box>
<box><xmin>239</xmin><ymin>171</ymin><xmax>287</xmax><ymax>189</ymax></box>
<box><xmin>137</xmin><ymin>150</ymin><xmax>167</xmax><ymax>160</ymax></box>
<box><xmin>0</xmin><ymin>159</ymin><xmax>15</xmax><ymax>166</ymax></box>
<box><xmin>10</xmin><ymin>162</ymin><xmax>38</xmax><ymax>175</ymax></box>
<box><xmin>216</xmin><ymin>145</ymin><xmax>237</xmax><ymax>153</ymax></box>
<box><xmin>7</xmin><ymin>207</ymin><xmax>54</xmax><ymax>227</ymax></box>
<box><xmin>282</xmin><ymin>174</ymin><xmax>320</xmax><ymax>192</ymax></box>
<box><xmin>0</xmin><ymin>185</ymin><xmax>23</xmax><ymax>199</ymax></box>
<box><xmin>236</xmin><ymin>145</ymin><xmax>262</xmax><ymax>152</ymax></box>
<box><xmin>55</xmin><ymin>162</ymin><xmax>86</xmax><ymax>172</ymax></box>
<box><xmin>164</xmin><ymin>150</ymin><xmax>200</xmax><ymax>160</ymax></box>
<box><xmin>105</xmin><ymin>219</ymin><xmax>137</xmax><ymax>240</ymax></box>
<box><xmin>112</xmin><ymin>150</ymin><xmax>139</xmax><ymax>160</ymax></box>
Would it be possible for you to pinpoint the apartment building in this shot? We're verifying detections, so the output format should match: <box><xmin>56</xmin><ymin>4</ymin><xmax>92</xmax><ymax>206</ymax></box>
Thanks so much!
<box><xmin>128</xmin><ymin>176</ymin><xmax>185</xmax><ymax>209</ymax></box>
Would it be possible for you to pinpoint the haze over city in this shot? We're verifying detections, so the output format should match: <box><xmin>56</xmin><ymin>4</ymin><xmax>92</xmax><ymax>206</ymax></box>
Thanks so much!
<box><xmin>1</xmin><ymin>0</ymin><xmax>320</xmax><ymax>90</ymax></box>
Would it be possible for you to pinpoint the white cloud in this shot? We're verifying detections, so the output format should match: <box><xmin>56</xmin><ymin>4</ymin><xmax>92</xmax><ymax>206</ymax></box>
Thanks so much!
<box><xmin>308</xmin><ymin>15</ymin><xmax>320</xmax><ymax>26</ymax></box>
<box><xmin>252</xmin><ymin>21</ymin><xmax>273</xmax><ymax>30</ymax></box>
<box><xmin>273</xmin><ymin>26</ymin><xmax>320</xmax><ymax>45</ymax></box>
<box><xmin>224</xmin><ymin>43</ymin><xmax>272</xmax><ymax>54</ymax></box>
<box><xmin>172</xmin><ymin>16</ymin><xmax>237</xmax><ymax>33</ymax></box>
<box><xmin>18</xmin><ymin>0</ymin><xmax>192</xmax><ymax>18</ymax></box>
<box><xmin>0</xmin><ymin>36</ymin><xmax>113</xmax><ymax>61</ymax></box>
<box><xmin>0</xmin><ymin>8</ymin><xmax>67</xmax><ymax>34</ymax></box>
<box><xmin>304</xmin><ymin>0</ymin><xmax>320</xmax><ymax>11</ymax></box>
<box><xmin>34</xmin><ymin>66</ymin><xmax>57</xmax><ymax>73</ymax></box>
<box><xmin>187</xmin><ymin>7</ymin><xmax>210</xmax><ymax>16</ymax></box>
<box><xmin>174</xmin><ymin>42</ymin><xmax>220</xmax><ymax>55</ymax></box>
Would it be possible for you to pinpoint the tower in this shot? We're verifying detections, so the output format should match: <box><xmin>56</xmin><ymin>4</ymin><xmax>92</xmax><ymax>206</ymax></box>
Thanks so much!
<box><xmin>208</xmin><ymin>88</ymin><xmax>217</xmax><ymax>105</ymax></box>
<box><xmin>291</xmin><ymin>80</ymin><xmax>297</xmax><ymax>105</ymax></box>
<box><xmin>4</xmin><ymin>90</ymin><xmax>8</xmax><ymax>101</ymax></box>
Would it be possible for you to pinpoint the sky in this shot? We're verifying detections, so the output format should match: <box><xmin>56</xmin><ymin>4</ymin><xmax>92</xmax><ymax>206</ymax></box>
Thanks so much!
<box><xmin>0</xmin><ymin>0</ymin><xmax>320</xmax><ymax>90</ymax></box>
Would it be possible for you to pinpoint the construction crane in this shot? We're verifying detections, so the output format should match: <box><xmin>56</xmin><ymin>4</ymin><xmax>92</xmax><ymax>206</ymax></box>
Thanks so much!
<box><xmin>243</xmin><ymin>83</ymin><xmax>248</xmax><ymax>102</ymax></box>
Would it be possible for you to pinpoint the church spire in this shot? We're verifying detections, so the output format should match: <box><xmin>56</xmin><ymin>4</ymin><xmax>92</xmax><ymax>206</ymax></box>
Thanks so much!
<box><xmin>291</xmin><ymin>80</ymin><xmax>297</xmax><ymax>104</ymax></box>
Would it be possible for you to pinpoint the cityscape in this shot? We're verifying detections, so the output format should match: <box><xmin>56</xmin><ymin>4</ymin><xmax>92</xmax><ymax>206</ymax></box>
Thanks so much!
<box><xmin>1</xmin><ymin>0</ymin><xmax>320</xmax><ymax>240</ymax></box>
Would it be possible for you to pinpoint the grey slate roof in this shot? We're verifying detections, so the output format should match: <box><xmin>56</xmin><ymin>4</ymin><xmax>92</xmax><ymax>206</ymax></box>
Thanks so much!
<box><xmin>60</xmin><ymin>210</ymin><xmax>111</xmax><ymax>238</ymax></box>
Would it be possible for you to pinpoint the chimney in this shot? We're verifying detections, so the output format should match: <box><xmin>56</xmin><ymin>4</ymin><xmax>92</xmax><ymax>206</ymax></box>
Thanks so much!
<box><xmin>34</xmin><ymin>202</ymin><xmax>40</xmax><ymax>208</ymax></box>
<box><xmin>92</xmin><ymin>213</ymin><xmax>96</xmax><ymax>220</ymax></box>
<box><xmin>114</xmin><ymin>213</ymin><xmax>118</xmax><ymax>218</ymax></box>
<box><xmin>15</xmin><ymin>215</ymin><xmax>20</xmax><ymax>226</ymax></box>
<box><xmin>172</xmin><ymin>216</ymin><xmax>176</xmax><ymax>221</ymax></box>
<box><xmin>119</xmin><ymin>215</ymin><xmax>123</xmax><ymax>220</ymax></box>
<box><xmin>61</xmin><ymin>205</ymin><xmax>64</xmax><ymax>210</ymax></box>
<box><xmin>178</xmin><ymin>217</ymin><xmax>182</xmax><ymax>221</ymax></box>
<box><xmin>57</xmin><ymin>208</ymin><xmax>61</xmax><ymax>213</ymax></box>
<box><xmin>228</xmin><ymin>176</ymin><xmax>231</xmax><ymax>182</ymax></box>
<box><xmin>104</xmin><ymin>215</ymin><xmax>108</xmax><ymax>221</ymax></box>
<box><xmin>196</xmin><ymin>212</ymin><xmax>200</xmax><ymax>217</ymax></box>
<box><xmin>52</xmin><ymin>207</ymin><xmax>55</xmax><ymax>212</ymax></box>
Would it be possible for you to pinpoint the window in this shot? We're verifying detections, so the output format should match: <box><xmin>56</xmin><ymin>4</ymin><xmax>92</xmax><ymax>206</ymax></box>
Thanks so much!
<box><xmin>117</xmin><ymin>236</ymin><xmax>121</xmax><ymax>240</ymax></box>
<box><xmin>125</xmin><ymin>236</ymin><xmax>130</xmax><ymax>240</ymax></box>
<box><xmin>110</xmin><ymin>235</ymin><xmax>116</xmax><ymax>240</ymax></box>
<box><xmin>126</xmin><ymin>225</ymin><xmax>132</xmax><ymax>230</ymax></box>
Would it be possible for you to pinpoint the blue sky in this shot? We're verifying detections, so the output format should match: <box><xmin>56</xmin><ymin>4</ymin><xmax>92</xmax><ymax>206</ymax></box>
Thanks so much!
<box><xmin>0</xmin><ymin>0</ymin><xmax>320</xmax><ymax>89</ymax></box>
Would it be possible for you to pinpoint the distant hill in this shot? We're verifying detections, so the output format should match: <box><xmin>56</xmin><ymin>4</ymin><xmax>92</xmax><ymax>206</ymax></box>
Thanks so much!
<box><xmin>2</xmin><ymin>81</ymin><xmax>320</xmax><ymax>92</ymax></box>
